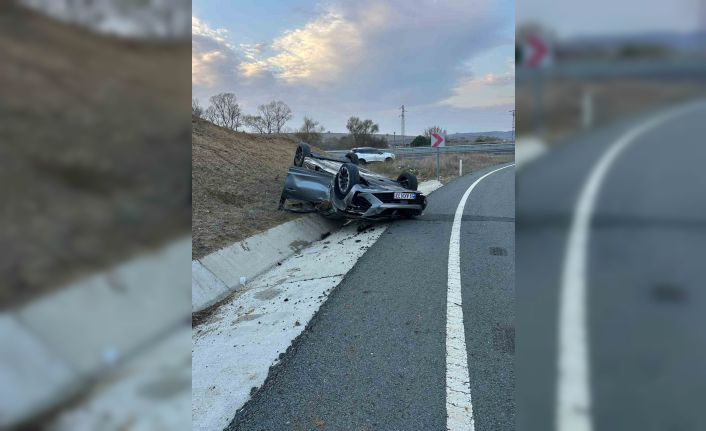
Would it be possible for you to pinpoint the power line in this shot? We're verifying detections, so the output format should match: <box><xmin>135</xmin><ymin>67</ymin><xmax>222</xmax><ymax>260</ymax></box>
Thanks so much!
<box><xmin>400</xmin><ymin>105</ymin><xmax>406</xmax><ymax>147</ymax></box>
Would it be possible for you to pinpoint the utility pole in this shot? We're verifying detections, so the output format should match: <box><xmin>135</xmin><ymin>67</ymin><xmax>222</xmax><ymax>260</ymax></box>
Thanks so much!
<box><xmin>400</xmin><ymin>105</ymin><xmax>406</xmax><ymax>147</ymax></box>
<box><xmin>510</xmin><ymin>109</ymin><xmax>515</xmax><ymax>142</ymax></box>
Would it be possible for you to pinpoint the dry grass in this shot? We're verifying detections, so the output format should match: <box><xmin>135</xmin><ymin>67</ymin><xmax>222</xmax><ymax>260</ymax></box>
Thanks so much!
<box><xmin>516</xmin><ymin>78</ymin><xmax>706</xmax><ymax>144</ymax></box>
<box><xmin>192</xmin><ymin>119</ymin><xmax>327</xmax><ymax>259</ymax></box>
<box><xmin>0</xmin><ymin>3</ymin><xmax>191</xmax><ymax>309</ymax></box>
<box><xmin>366</xmin><ymin>153</ymin><xmax>515</xmax><ymax>184</ymax></box>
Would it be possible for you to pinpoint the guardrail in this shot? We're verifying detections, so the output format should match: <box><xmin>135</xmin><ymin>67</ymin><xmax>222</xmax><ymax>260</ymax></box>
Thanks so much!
<box><xmin>516</xmin><ymin>60</ymin><xmax>706</xmax><ymax>82</ymax></box>
<box><xmin>328</xmin><ymin>142</ymin><xmax>515</xmax><ymax>159</ymax></box>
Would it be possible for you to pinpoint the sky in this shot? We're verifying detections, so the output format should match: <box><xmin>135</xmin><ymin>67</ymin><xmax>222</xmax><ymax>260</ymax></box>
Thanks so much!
<box><xmin>192</xmin><ymin>0</ymin><xmax>515</xmax><ymax>135</ymax></box>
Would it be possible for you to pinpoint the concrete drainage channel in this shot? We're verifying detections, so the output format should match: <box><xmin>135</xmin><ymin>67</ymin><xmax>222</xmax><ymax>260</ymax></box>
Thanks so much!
<box><xmin>191</xmin><ymin>180</ymin><xmax>443</xmax><ymax>431</ymax></box>
<box><xmin>0</xmin><ymin>236</ymin><xmax>192</xmax><ymax>429</ymax></box>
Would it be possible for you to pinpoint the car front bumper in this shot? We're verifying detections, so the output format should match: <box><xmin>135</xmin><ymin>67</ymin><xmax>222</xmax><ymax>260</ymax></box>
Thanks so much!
<box><xmin>339</xmin><ymin>190</ymin><xmax>427</xmax><ymax>219</ymax></box>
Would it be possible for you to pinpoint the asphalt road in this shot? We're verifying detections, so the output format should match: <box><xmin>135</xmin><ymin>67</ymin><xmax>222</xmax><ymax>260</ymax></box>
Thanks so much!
<box><xmin>228</xmin><ymin>163</ymin><xmax>515</xmax><ymax>431</ymax></box>
<box><xmin>516</xmin><ymin>101</ymin><xmax>706</xmax><ymax>430</ymax></box>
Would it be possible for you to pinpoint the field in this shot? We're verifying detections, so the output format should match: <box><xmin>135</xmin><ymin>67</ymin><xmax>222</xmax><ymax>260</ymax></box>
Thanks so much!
<box><xmin>366</xmin><ymin>153</ymin><xmax>515</xmax><ymax>183</ymax></box>
<box><xmin>516</xmin><ymin>77</ymin><xmax>706</xmax><ymax>143</ymax></box>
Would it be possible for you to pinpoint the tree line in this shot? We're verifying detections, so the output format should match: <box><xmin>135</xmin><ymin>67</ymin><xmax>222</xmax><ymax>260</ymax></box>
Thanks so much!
<box><xmin>193</xmin><ymin>93</ymin><xmax>446</xmax><ymax>149</ymax></box>
<box><xmin>192</xmin><ymin>94</ymin><xmax>292</xmax><ymax>134</ymax></box>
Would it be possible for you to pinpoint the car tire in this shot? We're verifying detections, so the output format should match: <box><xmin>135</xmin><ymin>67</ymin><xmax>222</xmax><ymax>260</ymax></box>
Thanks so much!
<box><xmin>294</xmin><ymin>142</ymin><xmax>311</xmax><ymax>167</ymax></box>
<box><xmin>385</xmin><ymin>157</ymin><xmax>393</xmax><ymax>163</ymax></box>
<box><xmin>334</xmin><ymin>163</ymin><xmax>360</xmax><ymax>199</ymax></box>
<box><xmin>397</xmin><ymin>172</ymin><xmax>418</xmax><ymax>190</ymax></box>
<box><xmin>345</xmin><ymin>152</ymin><xmax>359</xmax><ymax>165</ymax></box>
<box><xmin>359</xmin><ymin>159</ymin><xmax>367</xmax><ymax>165</ymax></box>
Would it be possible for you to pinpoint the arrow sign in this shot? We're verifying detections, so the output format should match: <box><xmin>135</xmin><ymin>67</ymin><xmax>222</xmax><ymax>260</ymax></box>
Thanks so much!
<box><xmin>431</xmin><ymin>132</ymin><xmax>445</xmax><ymax>148</ymax></box>
<box><xmin>524</xmin><ymin>34</ymin><xmax>551</xmax><ymax>68</ymax></box>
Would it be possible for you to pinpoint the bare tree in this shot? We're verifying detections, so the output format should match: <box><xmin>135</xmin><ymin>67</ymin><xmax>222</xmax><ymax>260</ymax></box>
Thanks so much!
<box><xmin>245</xmin><ymin>100</ymin><xmax>292</xmax><ymax>134</ymax></box>
<box><xmin>257</xmin><ymin>104</ymin><xmax>276</xmax><ymax>134</ymax></box>
<box><xmin>207</xmin><ymin>93</ymin><xmax>242</xmax><ymax>131</ymax></box>
<box><xmin>423</xmin><ymin>125</ymin><xmax>446</xmax><ymax>138</ymax></box>
<box><xmin>273</xmin><ymin>101</ymin><xmax>292</xmax><ymax>133</ymax></box>
<box><xmin>244</xmin><ymin>115</ymin><xmax>267</xmax><ymax>134</ymax></box>
<box><xmin>258</xmin><ymin>100</ymin><xmax>292</xmax><ymax>134</ymax></box>
<box><xmin>296</xmin><ymin>116</ymin><xmax>325</xmax><ymax>145</ymax></box>
<box><xmin>346</xmin><ymin>116</ymin><xmax>380</xmax><ymax>146</ymax></box>
<box><xmin>192</xmin><ymin>98</ymin><xmax>204</xmax><ymax>118</ymax></box>
<box><xmin>204</xmin><ymin>106</ymin><xmax>216</xmax><ymax>123</ymax></box>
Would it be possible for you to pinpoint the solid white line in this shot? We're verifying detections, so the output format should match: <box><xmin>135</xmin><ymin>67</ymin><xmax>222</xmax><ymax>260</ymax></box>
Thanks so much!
<box><xmin>555</xmin><ymin>101</ymin><xmax>706</xmax><ymax>431</ymax></box>
<box><xmin>446</xmin><ymin>163</ymin><xmax>514</xmax><ymax>431</ymax></box>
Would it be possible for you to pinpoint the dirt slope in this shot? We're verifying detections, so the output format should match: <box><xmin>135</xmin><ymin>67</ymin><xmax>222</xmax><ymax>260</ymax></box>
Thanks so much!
<box><xmin>0</xmin><ymin>2</ymin><xmax>191</xmax><ymax>308</ymax></box>
<box><xmin>192</xmin><ymin>118</ymin><xmax>318</xmax><ymax>259</ymax></box>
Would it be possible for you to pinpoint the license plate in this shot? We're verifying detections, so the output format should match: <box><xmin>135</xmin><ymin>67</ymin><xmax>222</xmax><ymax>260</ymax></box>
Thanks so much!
<box><xmin>394</xmin><ymin>192</ymin><xmax>416</xmax><ymax>200</ymax></box>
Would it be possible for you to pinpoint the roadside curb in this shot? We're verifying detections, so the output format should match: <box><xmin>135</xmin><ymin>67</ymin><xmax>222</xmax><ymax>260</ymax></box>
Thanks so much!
<box><xmin>192</xmin><ymin>215</ymin><xmax>343</xmax><ymax>313</ymax></box>
<box><xmin>191</xmin><ymin>179</ymin><xmax>444</xmax><ymax>314</ymax></box>
<box><xmin>0</xmin><ymin>236</ymin><xmax>191</xmax><ymax>428</ymax></box>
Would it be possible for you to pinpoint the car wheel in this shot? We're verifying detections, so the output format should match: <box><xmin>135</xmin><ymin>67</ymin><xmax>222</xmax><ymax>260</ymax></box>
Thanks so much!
<box><xmin>385</xmin><ymin>157</ymin><xmax>393</xmax><ymax>163</ymax></box>
<box><xmin>359</xmin><ymin>159</ymin><xmax>367</xmax><ymax>165</ymax></box>
<box><xmin>397</xmin><ymin>172</ymin><xmax>418</xmax><ymax>190</ymax></box>
<box><xmin>345</xmin><ymin>152</ymin><xmax>359</xmax><ymax>165</ymax></box>
<box><xmin>294</xmin><ymin>142</ymin><xmax>311</xmax><ymax>167</ymax></box>
<box><xmin>334</xmin><ymin>163</ymin><xmax>360</xmax><ymax>199</ymax></box>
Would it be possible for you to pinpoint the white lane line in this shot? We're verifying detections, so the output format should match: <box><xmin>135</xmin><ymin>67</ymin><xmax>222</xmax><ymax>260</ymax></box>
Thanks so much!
<box><xmin>556</xmin><ymin>101</ymin><xmax>706</xmax><ymax>431</ymax></box>
<box><xmin>446</xmin><ymin>163</ymin><xmax>515</xmax><ymax>431</ymax></box>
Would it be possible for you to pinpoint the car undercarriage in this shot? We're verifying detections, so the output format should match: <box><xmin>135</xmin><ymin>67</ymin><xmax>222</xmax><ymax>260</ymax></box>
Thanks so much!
<box><xmin>279</xmin><ymin>143</ymin><xmax>427</xmax><ymax>220</ymax></box>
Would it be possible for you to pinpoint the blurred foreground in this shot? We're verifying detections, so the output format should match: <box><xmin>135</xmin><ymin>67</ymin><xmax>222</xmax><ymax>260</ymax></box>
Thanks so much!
<box><xmin>0</xmin><ymin>1</ymin><xmax>190</xmax><ymax>308</ymax></box>
<box><xmin>516</xmin><ymin>0</ymin><xmax>706</xmax><ymax>430</ymax></box>
<box><xmin>0</xmin><ymin>1</ymin><xmax>190</xmax><ymax>429</ymax></box>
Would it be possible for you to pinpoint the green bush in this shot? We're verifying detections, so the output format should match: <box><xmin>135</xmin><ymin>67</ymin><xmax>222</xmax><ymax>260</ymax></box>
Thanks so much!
<box><xmin>410</xmin><ymin>135</ymin><xmax>431</xmax><ymax>147</ymax></box>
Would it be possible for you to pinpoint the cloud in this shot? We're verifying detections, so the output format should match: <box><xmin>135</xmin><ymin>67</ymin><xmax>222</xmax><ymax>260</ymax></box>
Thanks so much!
<box><xmin>232</xmin><ymin>0</ymin><xmax>510</xmax><ymax>94</ymax></box>
<box><xmin>253</xmin><ymin>11</ymin><xmax>363</xmax><ymax>83</ymax></box>
<box><xmin>440</xmin><ymin>70</ymin><xmax>515</xmax><ymax>109</ymax></box>
<box><xmin>192</xmin><ymin>17</ymin><xmax>240</xmax><ymax>87</ymax></box>
<box><xmin>192</xmin><ymin>16</ymin><xmax>231</xmax><ymax>46</ymax></box>
<box><xmin>193</xmin><ymin>0</ymin><xmax>515</xmax><ymax>132</ymax></box>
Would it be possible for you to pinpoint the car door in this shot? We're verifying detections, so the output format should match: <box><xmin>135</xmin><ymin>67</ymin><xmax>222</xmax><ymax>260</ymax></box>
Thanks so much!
<box><xmin>360</xmin><ymin>149</ymin><xmax>375</xmax><ymax>163</ymax></box>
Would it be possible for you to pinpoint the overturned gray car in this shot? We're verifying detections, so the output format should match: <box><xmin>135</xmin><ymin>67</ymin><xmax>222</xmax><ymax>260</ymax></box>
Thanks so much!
<box><xmin>279</xmin><ymin>143</ymin><xmax>427</xmax><ymax>220</ymax></box>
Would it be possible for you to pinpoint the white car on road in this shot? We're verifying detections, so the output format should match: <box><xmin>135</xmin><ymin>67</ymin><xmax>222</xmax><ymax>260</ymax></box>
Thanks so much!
<box><xmin>351</xmin><ymin>147</ymin><xmax>395</xmax><ymax>164</ymax></box>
